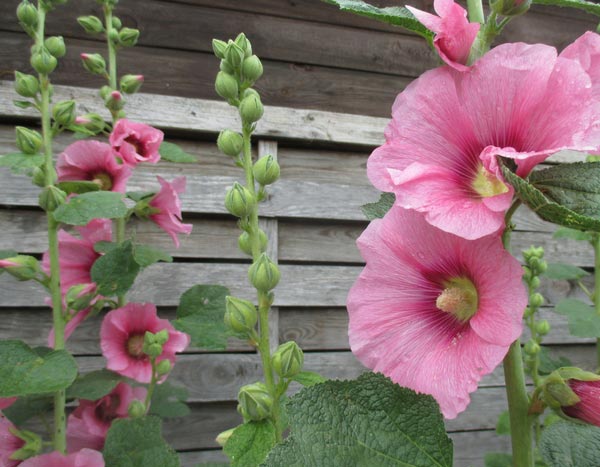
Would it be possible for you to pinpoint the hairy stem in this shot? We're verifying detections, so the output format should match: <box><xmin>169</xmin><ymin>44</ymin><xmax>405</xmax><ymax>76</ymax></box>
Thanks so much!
<box><xmin>594</xmin><ymin>234</ymin><xmax>600</xmax><ymax>370</ymax></box>
<box><xmin>466</xmin><ymin>0</ymin><xmax>485</xmax><ymax>23</ymax></box>
<box><xmin>144</xmin><ymin>358</ymin><xmax>158</xmax><ymax>412</ymax></box>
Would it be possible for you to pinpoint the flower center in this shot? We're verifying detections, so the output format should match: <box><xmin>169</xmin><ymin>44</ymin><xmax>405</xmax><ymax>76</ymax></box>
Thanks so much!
<box><xmin>125</xmin><ymin>136</ymin><xmax>145</xmax><ymax>156</ymax></box>
<box><xmin>92</xmin><ymin>172</ymin><xmax>113</xmax><ymax>191</ymax></box>
<box><xmin>472</xmin><ymin>164</ymin><xmax>508</xmax><ymax>198</ymax></box>
<box><xmin>436</xmin><ymin>277</ymin><xmax>478</xmax><ymax>323</ymax></box>
<box><xmin>127</xmin><ymin>334</ymin><xmax>146</xmax><ymax>359</ymax></box>
<box><xmin>95</xmin><ymin>394</ymin><xmax>120</xmax><ymax>423</ymax></box>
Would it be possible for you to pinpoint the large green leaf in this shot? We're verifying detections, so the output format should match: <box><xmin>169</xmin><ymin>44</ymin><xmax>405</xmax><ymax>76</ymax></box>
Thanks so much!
<box><xmin>0</xmin><ymin>341</ymin><xmax>78</xmax><ymax>397</ymax></box>
<box><xmin>543</xmin><ymin>263</ymin><xmax>590</xmax><ymax>281</ymax></box>
<box><xmin>91</xmin><ymin>240</ymin><xmax>141</xmax><ymax>296</ymax></box>
<box><xmin>540</xmin><ymin>421</ymin><xmax>600</xmax><ymax>467</ymax></box>
<box><xmin>56</xmin><ymin>181</ymin><xmax>101</xmax><ymax>195</ymax></box>
<box><xmin>103</xmin><ymin>416</ymin><xmax>180</xmax><ymax>467</ymax></box>
<box><xmin>362</xmin><ymin>192</ymin><xmax>395</xmax><ymax>220</ymax></box>
<box><xmin>538</xmin><ymin>346</ymin><xmax>573</xmax><ymax>375</ymax></box>
<box><xmin>133</xmin><ymin>244</ymin><xmax>173</xmax><ymax>268</ymax></box>
<box><xmin>0</xmin><ymin>152</ymin><xmax>44</xmax><ymax>175</ymax></box>
<box><xmin>292</xmin><ymin>371</ymin><xmax>327</xmax><ymax>387</ymax></box>
<box><xmin>501</xmin><ymin>163</ymin><xmax>600</xmax><ymax>232</ymax></box>
<box><xmin>2</xmin><ymin>394</ymin><xmax>53</xmax><ymax>425</ymax></box>
<box><xmin>173</xmin><ymin>285</ymin><xmax>230</xmax><ymax>350</ymax></box>
<box><xmin>224</xmin><ymin>421</ymin><xmax>277</xmax><ymax>467</ymax></box>
<box><xmin>323</xmin><ymin>0</ymin><xmax>433</xmax><ymax>39</ymax></box>
<box><xmin>532</xmin><ymin>0</ymin><xmax>600</xmax><ymax>15</ymax></box>
<box><xmin>66</xmin><ymin>369</ymin><xmax>123</xmax><ymax>400</ymax></box>
<box><xmin>159</xmin><ymin>142</ymin><xmax>196</xmax><ymax>163</ymax></box>
<box><xmin>554</xmin><ymin>298</ymin><xmax>600</xmax><ymax>338</ymax></box>
<box><xmin>553</xmin><ymin>227</ymin><xmax>594</xmax><ymax>242</ymax></box>
<box><xmin>262</xmin><ymin>372</ymin><xmax>452</xmax><ymax>467</ymax></box>
<box><xmin>484</xmin><ymin>453</ymin><xmax>512</xmax><ymax>467</ymax></box>
<box><xmin>149</xmin><ymin>381</ymin><xmax>190</xmax><ymax>419</ymax></box>
<box><xmin>54</xmin><ymin>191</ymin><xmax>128</xmax><ymax>226</ymax></box>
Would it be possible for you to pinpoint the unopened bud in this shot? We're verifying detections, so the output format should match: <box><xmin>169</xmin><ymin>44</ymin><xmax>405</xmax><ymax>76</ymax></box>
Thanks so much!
<box><xmin>225</xmin><ymin>182</ymin><xmax>256</xmax><ymax>218</ymax></box>
<box><xmin>224</xmin><ymin>296</ymin><xmax>258</xmax><ymax>334</ymax></box>
<box><xmin>530</xmin><ymin>276</ymin><xmax>541</xmax><ymax>289</ymax></box>
<box><xmin>30</xmin><ymin>48</ymin><xmax>57</xmax><ymax>74</ymax></box>
<box><xmin>128</xmin><ymin>400</ymin><xmax>146</xmax><ymax>418</ymax></box>
<box><xmin>99</xmin><ymin>85</ymin><xmax>112</xmax><ymax>100</ymax></box>
<box><xmin>14</xmin><ymin>71</ymin><xmax>39</xmax><ymax>98</ymax></box>
<box><xmin>217</xmin><ymin>130</ymin><xmax>243</xmax><ymax>157</ymax></box>
<box><xmin>45</xmin><ymin>36</ymin><xmax>66</xmax><ymax>58</ymax></box>
<box><xmin>523</xmin><ymin>246</ymin><xmax>544</xmax><ymax>262</ymax></box>
<box><xmin>239</xmin><ymin>94</ymin><xmax>264</xmax><ymax>124</ymax></box>
<box><xmin>65</xmin><ymin>284</ymin><xmax>95</xmax><ymax>311</ymax></box>
<box><xmin>248</xmin><ymin>253</ymin><xmax>280</xmax><ymax>292</ymax></box>
<box><xmin>253</xmin><ymin>155</ymin><xmax>280</xmax><ymax>185</ymax></box>
<box><xmin>81</xmin><ymin>53</ymin><xmax>106</xmax><ymax>75</ymax></box>
<box><xmin>16</xmin><ymin>126</ymin><xmax>42</xmax><ymax>155</ymax></box>
<box><xmin>75</xmin><ymin>113</ymin><xmax>105</xmax><ymax>133</ymax></box>
<box><xmin>146</xmin><ymin>343</ymin><xmax>163</xmax><ymax>358</ymax></box>
<box><xmin>120</xmin><ymin>74</ymin><xmax>144</xmax><ymax>94</ymax></box>
<box><xmin>212</xmin><ymin>39</ymin><xmax>227</xmax><ymax>59</ymax></box>
<box><xmin>523</xmin><ymin>306</ymin><xmax>533</xmax><ymax>318</ymax></box>
<box><xmin>234</xmin><ymin>32</ymin><xmax>252</xmax><ymax>58</ymax></box>
<box><xmin>156</xmin><ymin>359</ymin><xmax>172</xmax><ymax>375</ymax></box>
<box><xmin>215</xmin><ymin>71</ymin><xmax>239</xmax><ymax>101</ymax></box>
<box><xmin>154</xmin><ymin>329</ymin><xmax>169</xmax><ymax>345</ymax></box>
<box><xmin>530</xmin><ymin>292</ymin><xmax>544</xmax><ymax>308</ymax></box>
<box><xmin>237</xmin><ymin>382</ymin><xmax>273</xmax><ymax>421</ymax></box>
<box><xmin>238</xmin><ymin>230</ymin><xmax>268</xmax><ymax>256</ymax></box>
<box><xmin>31</xmin><ymin>166</ymin><xmax>46</xmax><ymax>187</ymax></box>
<box><xmin>108</xmin><ymin>28</ymin><xmax>119</xmax><ymax>44</ymax></box>
<box><xmin>490</xmin><ymin>0</ymin><xmax>531</xmax><ymax>17</ymax></box>
<box><xmin>17</xmin><ymin>1</ymin><xmax>37</xmax><ymax>29</ymax></box>
<box><xmin>524</xmin><ymin>340</ymin><xmax>540</xmax><ymax>355</ymax></box>
<box><xmin>0</xmin><ymin>255</ymin><xmax>40</xmax><ymax>281</ymax></box>
<box><xmin>225</xmin><ymin>42</ymin><xmax>245</xmax><ymax>69</ymax></box>
<box><xmin>52</xmin><ymin>100</ymin><xmax>76</xmax><ymax>126</ymax></box>
<box><xmin>216</xmin><ymin>428</ymin><xmax>234</xmax><ymax>447</ymax></box>
<box><xmin>220</xmin><ymin>60</ymin><xmax>235</xmax><ymax>74</ymax></box>
<box><xmin>119</xmin><ymin>27</ymin><xmax>140</xmax><ymax>47</ymax></box>
<box><xmin>535</xmin><ymin>319</ymin><xmax>551</xmax><ymax>336</ymax></box>
<box><xmin>38</xmin><ymin>185</ymin><xmax>67</xmax><ymax>212</ymax></box>
<box><xmin>242</xmin><ymin>55</ymin><xmax>263</xmax><ymax>83</ymax></box>
<box><xmin>105</xmin><ymin>91</ymin><xmax>124</xmax><ymax>111</ymax></box>
<box><xmin>272</xmin><ymin>341</ymin><xmax>304</xmax><ymax>378</ymax></box>
<box><xmin>112</xmin><ymin>16</ymin><xmax>122</xmax><ymax>29</ymax></box>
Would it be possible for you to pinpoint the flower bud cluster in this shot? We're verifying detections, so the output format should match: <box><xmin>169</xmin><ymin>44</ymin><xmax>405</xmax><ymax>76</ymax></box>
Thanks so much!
<box><xmin>489</xmin><ymin>0</ymin><xmax>531</xmax><ymax>18</ymax></box>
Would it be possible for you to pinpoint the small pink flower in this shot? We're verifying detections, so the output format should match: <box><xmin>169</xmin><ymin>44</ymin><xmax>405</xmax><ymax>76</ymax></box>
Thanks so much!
<box><xmin>109</xmin><ymin>119</ymin><xmax>163</xmax><ymax>166</ymax></box>
<box><xmin>100</xmin><ymin>303</ymin><xmax>190</xmax><ymax>383</ymax></box>
<box><xmin>369</xmin><ymin>35</ymin><xmax>600</xmax><ymax>240</ymax></box>
<box><xmin>57</xmin><ymin>140</ymin><xmax>131</xmax><ymax>193</ymax></box>
<box><xmin>563</xmin><ymin>379</ymin><xmax>600</xmax><ymax>426</ymax></box>
<box><xmin>67</xmin><ymin>382</ymin><xmax>147</xmax><ymax>452</ymax></box>
<box><xmin>20</xmin><ymin>449</ymin><xmax>104</xmax><ymax>467</ymax></box>
<box><xmin>407</xmin><ymin>0</ymin><xmax>480</xmax><ymax>70</ymax></box>
<box><xmin>347</xmin><ymin>207</ymin><xmax>527</xmax><ymax>419</ymax></box>
<box><xmin>0</xmin><ymin>415</ymin><xmax>25</xmax><ymax>467</ymax></box>
<box><xmin>0</xmin><ymin>398</ymin><xmax>17</xmax><ymax>410</ymax></box>
<box><xmin>148</xmin><ymin>176</ymin><xmax>192</xmax><ymax>248</ymax></box>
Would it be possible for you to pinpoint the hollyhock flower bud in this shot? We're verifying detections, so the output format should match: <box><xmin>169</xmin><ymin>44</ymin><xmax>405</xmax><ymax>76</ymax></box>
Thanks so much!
<box><xmin>238</xmin><ymin>229</ymin><xmax>268</xmax><ymax>256</ymax></box>
<box><xmin>75</xmin><ymin>113</ymin><xmax>105</xmax><ymax>134</ymax></box>
<box><xmin>217</xmin><ymin>130</ymin><xmax>243</xmax><ymax>157</ymax></box>
<box><xmin>541</xmin><ymin>368</ymin><xmax>599</xmax><ymax>414</ymax></box>
<box><xmin>65</xmin><ymin>284</ymin><xmax>96</xmax><ymax>312</ymax></box>
<box><xmin>253</xmin><ymin>155</ymin><xmax>280</xmax><ymax>185</ymax></box>
<box><xmin>248</xmin><ymin>253</ymin><xmax>280</xmax><ymax>292</ymax></box>
<box><xmin>0</xmin><ymin>255</ymin><xmax>40</xmax><ymax>281</ymax></box>
<box><xmin>16</xmin><ymin>1</ymin><xmax>37</xmax><ymax>29</ymax></box>
<box><xmin>224</xmin><ymin>296</ymin><xmax>258</xmax><ymax>334</ymax></box>
<box><xmin>535</xmin><ymin>319</ymin><xmax>550</xmax><ymax>336</ymax></box>
<box><xmin>215</xmin><ymin>71</ymin><xmax>239</xmax><ymax>101</ymax></box>
<box><xmin>239</xmin><ymin>94</ymin><xmax>264</xmax><ymax>124</ymax></box>
<box><xmin>52</xmin><ymin>100</ymin><xmax>76</xmax><ymax>126</ymax></box>
<box><xmin>15</xmin><ymin>126</ymin><xmax>42</xmax><ymax>154</ymax></box>
<box><xmin>156</xmin><ymin>359</ymin><xmax>172</xmax><ymax>376</ymax></box>
<box><xmin>225</xmin><ymin>42</ymin><xmax>245</xmax><ymax>69</ymax></box>
<box><xmin>127</xmin><ymin>400</ymin><xmax>146</xmax><ymax>419</ymax></box>
<box><xmin>77</xmin><ymin>15</ymin><xmax>104</xmax><ymax>34</ymax></box>
<box><xmin>237</xmin><ymin>382</ymin><xmax>273</xmax><ymax>421</ymax></box>
<box><xmin>212</xmin><ymin>39</ymin><xmax>227</xmax><ymax>59</ymax></box>
<box><xmin>272</xmin><ymin>341</ymin><xmax>304</xmax><ymax>378</ymax></box>
<box><xmin>242</xmin><ymin>55</ymin><xmax>263</xmax><ymax>83</ymax></box>
<box><xmin>38</xmin><ymin>185</ymin><xmax>67</xmax><ymax>212</ymax></box>
<box><xmin>220</xmin><ymin>60</ymin><xmax>235</xmax><ymax>74</ymax></box>
<box><xmin>530</xmin><ymin>293</ymin><xmax>544</xmax><ymax>308</ymax></box>
<box><xmin>105</xmin><ymin>91</ymin><xmax>124</xmax><ymax>112</ymax></box>
<box><xmin>107</xmin><ymin>29</ymin><xmax>119</xmax><ymax>45</ymax></box>
<box><xmin>119</xmin><ymin>74</ymin><xmax>144</xmax><ymax>94</ymax></box>
<box><xmin>524</xmin><ymin>340</ymin><xmax>540</xmax><ymax>356</ymax></box>
<box><xmin>109</xmin><ymin>119</ymin><xmax>163</xmax><ymax>166</ymax></box>
<box><xmin>111</xmin><ymin>16</ymin><xmax>122</xmax><ymax>29</ymax></box>
<box><xmin>19</xmin><ymin>449</ymin><xmax>105</xmax><ymax>467</ymax></box>
<box><xmin>0</xmin><ymin>416</ymin><xmax>26</xmax><ymax>467</ymax></box>
<box><xmin>30</xmin><ymin>47</ymin><xmax>57</xmax><ymax>74</ymax></box>
<box><xmin>225</xmin><ymin>182</ymin><xmax>256</xmax><ymax>218</ymax></box>
<box><xmin>44</xmin><ymin>36</ymin><xmax>66</xmax><ymax>58</ymax></box>
<box><xmin>80</xmin><ymin>53</ymin><xmax>106</xmax><ymax>75</ymax></box>
<box><xmin>490</xmin><ymin>0</ymin><xmax>531</xmax><ymax>17</ymax></box>
<box><xmin>14</xmin><ymin>71</ymin><xmax>39</xmax><ymax>98</ymax></box>
<box><xmin>147</xmin><ymin>176</ymin><xmax>192</xmax><ymax>248</ymax></box>
<box><xmin>235</xmin><ymin>33</ymin><xmax>252</xmax><ymax>58</ymax></box>
<box><xmin>118</xmin><ymin>27</ymin><xmax>139</xmax><ymax>47</ymax></box>
<box><xmin>100</xmin><ymin>303</ymin><xmax>189</xmax><ymax>383</ymax></box>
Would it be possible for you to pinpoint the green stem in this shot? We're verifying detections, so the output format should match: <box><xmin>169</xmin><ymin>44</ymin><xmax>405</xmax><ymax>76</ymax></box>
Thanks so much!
<box><xmin>466</xmin><ymin>0</ymin><xmax>485</xmax><ymax>23</ymax></box>
<box><xmin>144</xmin><ymin>358</ymin><xmax>158</xmax><ymax>412</ymax></box>
<box><xmin>594</xmin><ymin>233</ymin><xmax>600</xmax><ymax>370</ymax></box>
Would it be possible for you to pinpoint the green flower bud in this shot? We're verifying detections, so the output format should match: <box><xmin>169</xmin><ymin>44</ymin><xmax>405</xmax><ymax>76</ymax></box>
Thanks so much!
<box><xmin>238</xmin><ymin>229</ymin><xmax>268</xmax><ymax>256</ymax></box>
<box><xmin>529</xmin><ymin>276</ymin><xmax>540</xmax><ymax>289</ymax></box>
<box><xmin>272</xmin><ymin>341</ymin><xmax>304</xmax><ymax>378</ymax></box>
<box><xmin>216</xmin><ymin>428</ymin><xmax>234</xmax><ymax>447</ymax></box>
<box><xmin>489</xmin><ymin>0</ymin><xmax>531</xmax><ymax>17</ymax></box>
<box><xmin>155</xmin><ymin>329</ymin><xmax>169</xmax><ymax>345</ymax></box>
<box><xmin>522</xmin><ymin>266</ymin><xmax>532</xmax><ymax>282</ymax></box>
<box><xmin>530</xmin><ymin>292</ymin><xmax>544</xmax><ymax>308</ymax></box>
<box><xmin>45</xmin><ymin>36</ymin><xmax>66</xmax><ymax>58</ymax></box>
<box><xmin>239</xmin><ymin>94</ymin><xmax>264</xmax><ymax>124</ymax></box>
<box><xmin>248</xmin><ymin>253</ymin><xmax>280</xmax><ymax>292</ymax></box>
<box><xmin>523</xmin><ymin>306</ymin><xmax>533</xmax><ymax>318</ymax></box>
<box><xmin>225</xmin><ymin>42</ymin><xmax>245</xmax><ymax>69</ymax></box>
<box><xmin>156</xmin><ymin>359</ymin><xmax>172</xmax><ymax>376</ymax></box>
<box><xmin>145</xmin><ymin>343</ymin><xmax>163</xmax><ymax>358</ymax></box>
<box><xmin>75</xmin><ymin>113</ymin><xmax>105</xmax><ymax>133</ymax></box>
<box><xmin>14</xmin><ymin>71</ymin><xmax>39</xmax><ymax>97</ymax></box>
<box><xmin>0</xmin><ymin>255</ymin><xmax>40</xmax><ymax>281</ymax></box>
<box><xmin>105</xmin><ymin>90</ymin><xmax>125</xmax><ymax>112</ymax></box>
<box><xmin>16</xmin><ymin>126</ymin><xmax>42</xmax><ymax>154</ymax></box>
<box><xmin>30</xmin><ymin>48</ymin><xmax>57</xmax><ymax>74</ymax></box>
<box><xmin>242</xmin><ymin>55</ymin><xmax>263</xmax><ymax>83</ymax></box>
<box><xmin>77</xmin><ymin>15</ymin><xmax>104</xmax><ymax>34</ymax></box>
<box><xmin>38</xmin><ymin>185</ymin><xmax>66</xmax><ymax>212</ymax></box>
<box><xmin>128</xmin><ymin>400</ymin><xmax>146</xmax><ymax>418</ymax></box>
<box><xmin>112</xmin><ymin>16</ymin><xmax>122</xmax><ymax>29</ymax></box>
<box><xmin>52</xmin><ymin>100</ymin><xmax>76</xmax><ymax>126</ymax></box>
<box><xmin>65</xmin><ymin>284</ymin><xmax>95</xmax><ymax>311</ymax></box>
<box><xmin>524</xmin><ymin>340</ymin><xmax>540</xmax><ymax>355</ymax></box>
<box><xmin>220</xmin><ymin>60</ymin><xmax>235</xmax><ymax>74</ymax></box>
<box><xmin>31</xmin><ymin>166</ymin><xmax>46</xmax><ymax>187</ymax></box>
<box><xmin>217</xmin><ymin>130</ymin><xmax>243</xmax><ymax>157</ymax></box>
<box><xmin>234</xmin><ymin>32</ymin><xmax>252</xmax><ymax>58</ymax></box>
<box><xmin>253</xmin><ymin>155</ymin><xmax>280</xmax><ymax>186</ymax></box>
<box><xmin>16</xmin><ymin>1</ymin><xmax>38</xmax><ymax>29</ymax></box>
<box><xmin>80</xmin><ymin>53</ymin><xmax>106</xmax><ymax>75</ymax></box>
<box><xmin>215</xmin><ymin>71</ymin><xmax>239</xmax><ymax>101</ymax></box>
<box><xmin>237</xmin><ymin>382</ymin><xmax>273</xmax><ymax>421</ymax></box>
<box><xmin>212</xmin><ymin>39</ymin><xmax>227</xmax><ymax>59</ymax></box>
<box><xmin>120</xmin><ymin>74</ymin><xmax>144</xmax><ymax>94</ymax></box>
<box><xmin>99</xmin><ymin>85</ymin><xmax>112</xmax><ymax>100</ymax></box>
<box><xmin>224</xmin><ymin>296</ymin><xmax>258</xmax><ymax>334</ymax></box>
<box><xmin>523</xmin><ymin>246</ymin><xmax>544</xmax><ymax>262</ymax></box>
<box><xmin>108</xmin><ymin>28</ymin><xmax>120</xmax><ymax>44</ymax></box>
<box><xmin>535</xmin><ymin>319</ymin><xmax>551</xmax><ymax>336</ymax></box>
<box><xmin>225</xmin><ymin>182</ymin><xmax>256</xmax><ymax>218</ymax></box>
<box><xmin>119</xmin><ymin>27</ymin><xmax>140</xmax><ymax>47</ymax></box>
<box><xmin>8</xmin><ymin>428</ymin><xmax>42</xmax><ymax>461</ymax></box>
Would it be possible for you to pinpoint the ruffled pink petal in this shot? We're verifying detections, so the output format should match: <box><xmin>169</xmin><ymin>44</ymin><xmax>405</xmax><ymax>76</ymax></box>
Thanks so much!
<box><xmin>0</xmin><ymin>415</ymin><xmax>24</xmax><ymax>467</ymax></box>
<box><xmin>20</xmin><ymin>449</ymin><xmax>104</xmax><ymax>467</ymax></box>
<box><xmin>149</xmin><ymin>176</ymin><xmax>192</xmax><ymax>248</ymax></box>
<box><xmin>110</xmin><ymin>119</ymin><xmax>163</xmax><ymax>167</ymax></box>
<box><xmin>564</xmin><ymin>380</ymin><xmax>600</xmax><ymax>426</ymax></box>
<box><xmin>561</xmin><ymin>31</ymin><xmax>600</xmax><ymax>102</ymax></box>
<box><xmin>0</xmin><ymin>397</ymin><xmax>17</xmax><ymax>410</ymax></box>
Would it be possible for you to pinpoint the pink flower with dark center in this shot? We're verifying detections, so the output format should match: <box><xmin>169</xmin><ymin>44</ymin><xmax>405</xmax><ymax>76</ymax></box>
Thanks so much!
<box><xmin>67</xmin><ymin>382</ymin><xmax>147</xmax><ymax>452</ymax></box>
<box><xmin>0</xmin><ymin>398</ymin><xmax>17</xmax><ymax>410</ymax></box>
<box><xmin>109</xmin><ymin>119</ymin><xmax>163</xmax><ymax>167</ymax></box>
<box><xmin>19</xmin><ymin>449</ymin><xmax>104</xmax><ymax>467</ymax></box>
<box><xmin>347</xmin><ymin>207</ymin><xmax>527</xmax><ymax>419</ymax></box>
<box><xmin>100</xmin><ymin>303</ymin><xmax>190</xmax><ymax>383</ymax></box>
<box><xmin>148</xmin><ymin>176</ymin><xmax>192</xmax><ymax>248</ymax></box>
<box><xmin>0</xmin><ymin>415</ymin><xmax>25</xmax><ymax>467</ymax></box>
<box><xmin>407</xmin><ymin>0</ymin><xmax>480</xmax><ymax>70</ymax></box>
<box><xmin>563</xmin><ymin>379</ymin><xmax>600</xmax><ymax>426</ymax></box>
<box><xmin>368</xmin><ymin>35</ymin><xmax>600</xmax><ymax>240</ymax></box>
<box><xmin>57</xmin><ymin>140</ymin><xmax>131</xmax><ymax>192</ymax></box>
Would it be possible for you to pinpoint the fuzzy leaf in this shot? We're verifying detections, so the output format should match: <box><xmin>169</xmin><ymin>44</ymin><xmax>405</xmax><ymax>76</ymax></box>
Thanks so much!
<box><xmin>495</xmin><ymin>410</ymin><xmax>511</xmax><ymax>435</ymax></box>
<box><xmin>323</xmin><ymin>0</ymin><xmax>433</xmax><ymax>38</ymax></box>
<box><xmin>362</xmin><ymin>192</ymin><xmax>395</xmax><ymax>220</ymax></box>
<box><xmin>103</xmin><ymin>416</ymin><xmax>180</xmax><ymax>467</ymax></box>
<box><xmin>484</xmin><ymin>453</ymin><xmax>512</xmax><ymax>467</ymax></box>
<box><xmin>532</xmin><ymin>0</ymin><xmax>600</xmax><ymax>15</ymax></box>
<box><xmin>133</xmin><ymin>244</ymin><xmax>173</xmax><ymax>268</ymax></box>
<box><xmin>2</xmin><ymin>394</ymin><xmax>53</xmax><ymax>425</ymax></box>
<box><xmin>173</xmin><ymin>285</ymin><xmax>230</xmax><ymax>350</ymax></box>
<box><xmin>224</xmin><ymin>421</ymin><xmax>277</xmax><ymax>467</ymax></box>
<box><xmin>544</xmin><ymin>263</ymin><xmax>590</xmax><ymax>281</ymax></box>
<box><xmin>127</xmin><ymin>191</ymin><xmax>156</xmax><ymax>202</ymax></box>
<box><xmin>56</xmin><ymin>180</ymin><xmax>101</xmax><ymax>195</ymax></box>
<box><xmin>159</xmin><ymin>142</ymin><xmax>196</xmax><ymax>163</ymax></box>
<box><xmin>91</xmin><ymin>240</ymin><xmax>140</xmax><ymax>296</ymax></box>
<box><xmin>0</xmin><ymin>341</ymin><xmax>78</xmax><ymax>397</ymax></box>
<box><xmin>540</xmin><ymin>421</ymin><xmax>600</xmax><ymax>467</ymax></box>
<box><xmin>13</xmin><ymin>100</ymin><xmax>34</xmax><ymax>109</ymax></box>
<box><xmin>553</xmin><ymin>227</ymin><xmax>594</xmax><ymax>242</ymax></box>
<box><xmin>263</xmin><ymin>372</ymin><xmax>452</xmax><ymax>467</ymax></box>
<box><xmin>554</xmin><ymin>298</ymin><xmax>600</xmax><ymax>338</ymax></box>
<box><xmin>292</xmin><ymin>371</ymin><xmax>327</xmax><ymax>387</ymax></box>
<box><xmin>54</xmin><ymin>191</ymin><xmax>128</xmax><ymax>226</ymax></box>
<box><xmin>66</xmin><ymin>369</ymin><xmax>123</xmax><ymax>400</ymax></box>
<box><xmin>150</xmin><ymin>381</ymin><xmax>190</xmax><ymax>419</ymax></box>
<box><xmin>538</xmin><ymin>346</ymin><xmax>572</xmax><ymax>375</ymax></box>
<box><xmin>0</xmin><ymin>152</ymin><xmax>44</xmax><ymax>175</ymax></box>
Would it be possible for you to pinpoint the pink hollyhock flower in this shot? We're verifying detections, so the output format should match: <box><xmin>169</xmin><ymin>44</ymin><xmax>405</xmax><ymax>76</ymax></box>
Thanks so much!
<box><xmin>67</xmin><ymin>382</ymin><xmax>147</xmax><ymax>452</ymax></box>
<box><xmin>100</xmin><ymin>303</ymin><xmax>190</xmax><ymax>383</ymax></box>
<box><xmin>0</xmin><ymin>398</ymin><xmax>17</xmax><ymax>410</ymax></box>
<box><xmin>0</xmin><ymin>415</ymin><xmax>24</xmax><ymax>467</ymax></box>
<box><xmin>109</xmin><ymin>119</ymin><xmax>163</xmax><ymax>167</ymax></box>
<box><xmin>148</xmin><ymin>176</ymin><xmax>192</xmax><ymax>248</ymax></box>
<box><xmin>563</xmin><ymin>379</ymin><xmax>600</xmax><ymax>426</ymax></box>
<box><xmin>407</xmin><ymin>0</ymin><xmax>480</xmax><ymax>70</ymax></box>
<box><xmin>369</xmin><ymin>35</ymin><xmax>600</xmax><ymax>240</ymax></box>
<box><xmin>57</xmin><ymin>140</ymin><xmax>131</xmax><ymax>192</ymax></box>
<box><xmin>347</xmin><ymin>207</ymin><xmax>527</xmax><ymax>419</ymax></box>
<box><xmin>20</xmin><ymin>449</ymin><xmax>104</xmax><ymax>467</ymax></box>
